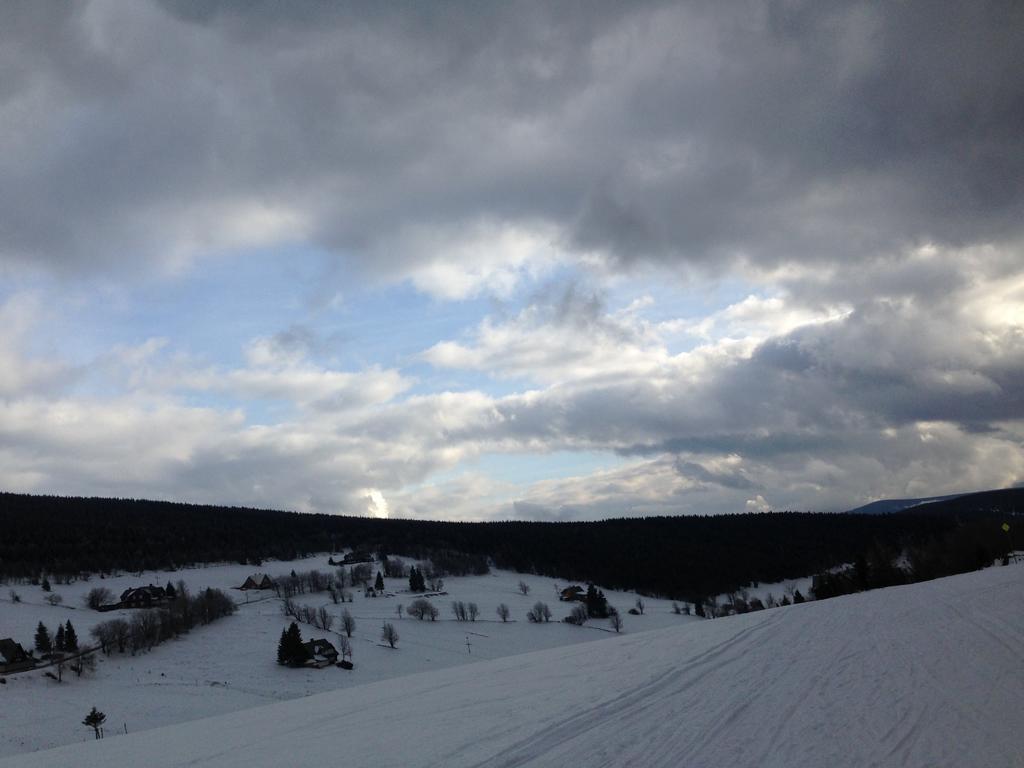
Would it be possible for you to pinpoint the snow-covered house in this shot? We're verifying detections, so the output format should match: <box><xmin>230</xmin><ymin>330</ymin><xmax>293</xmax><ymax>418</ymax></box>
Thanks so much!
<box><xmin>341</xmin><ymin>551</ymin><xmax>373</xmax><ymax>564</ymax></box>
<box><xmin>0</xmin><ymin>638</ymin><xmax>35</xmax><ymax>673</ymax></box>
<box><xmin>560</xmin><ymin>586</ymin><xmax>585</xmax><ymax>602</ymax></box>
<box><xmin>239</xmin><ymin>573</ymin><xmax>275</xmax><ymax>590</ymax></box>
<box><xmin>120</xmin><ymin>584</ymin><xmax>168</xmax><ymax>609</ymax></box>
<box><xmin>302</xmin><ymin>639</ymin><xmax>339</xmax><ymax>668</ymax></box>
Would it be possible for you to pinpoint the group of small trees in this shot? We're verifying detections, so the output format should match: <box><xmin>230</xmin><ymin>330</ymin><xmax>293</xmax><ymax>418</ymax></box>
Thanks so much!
<box><xmin>526</xmin><ymin>601</ymin><xmax>551</xmax><ymax>623</ymax></box>
<box><xmin>90</xmin><ymin>585</ymin><xmax>235</xmax><ymax>656</ymax></box>
<box><xmin>35</xmin><ymin>620</ymin><xmax>79</xmax><ymax>656</ymax></box>
<box><xmin>34</xmin><ymin>620</ymin><xmax>95</xmax><ymax>680</ymax></box>
<box><xmin>381</xmin><ymin>556</ymin><xmax>407</xmax><ymax>578</ymax></box>
<box><xmin>584</xmin><ymin>585</ymin><xmax>610</xmax><ymax>618</ymax></box>
<box><xmin>450</xmin><ymin>601</ymin><xmax>479</xmax><ymax>621</ymax></box>
<box><xmin>407</xmin><ymin>564</ymin><xmax>445</xmax><ymax>592</ymax></box>
<box><xmin>407</xmin><ymin>597</ymin><xmax>439</xmax><ymax>620</ymax></box>
<box><xmin>408</xmin><ymin>566</ymin><xmax>426</xmax><ymax>592</ymax></box>
<box><xmin>282</xmin><ymin>598</ymin><xmax>335</xmax><ymax>632</ymax></box>
<box><xmin>274</xmin><ymin>569</ymin><xmax>332</xmax><ymax>598</ymax></box>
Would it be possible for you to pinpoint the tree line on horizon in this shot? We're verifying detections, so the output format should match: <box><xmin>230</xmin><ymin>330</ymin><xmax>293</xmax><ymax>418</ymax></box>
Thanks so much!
<box><xmin>0</xmin><ymin>490</ymin><xmax>1000</xmax><ymax>602</ymax></box>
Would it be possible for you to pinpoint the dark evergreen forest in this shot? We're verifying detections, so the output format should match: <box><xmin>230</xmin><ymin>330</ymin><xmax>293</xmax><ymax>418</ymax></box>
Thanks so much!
<box><xmin>0</xmin><ymin>492</ymin><xmax>975</xmax><ymax>600</ymax></box>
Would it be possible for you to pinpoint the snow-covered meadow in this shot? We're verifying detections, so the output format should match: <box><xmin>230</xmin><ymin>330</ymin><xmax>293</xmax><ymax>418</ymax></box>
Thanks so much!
<box><xmin>3</xmin><ymin>560</ymin><xmax>1022</xmax><ymax>768</ymax></box>
<box><xmin>0</xmin><ymin>554</ymin><xmax>698</xmax><ymax>757</ymax></box>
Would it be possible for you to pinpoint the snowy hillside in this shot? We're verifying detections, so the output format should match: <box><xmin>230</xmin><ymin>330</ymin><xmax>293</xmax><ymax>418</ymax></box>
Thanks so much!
<box><xmin>0</xmin><ymin>555</ymin><xmax>700</xmax><ymax>757</ymax></box>
<box><xmin>4</xmin><ymin>563</ymin><xmax>1022</xmax><ymax>768</ymax></box>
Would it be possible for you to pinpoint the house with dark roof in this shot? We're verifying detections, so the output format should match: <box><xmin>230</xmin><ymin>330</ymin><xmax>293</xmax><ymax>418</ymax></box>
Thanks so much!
<box><xmin>239</xmin><ymin>573</ymin><xmax>275</xmax><ymax>590</ymax></box>
<box><xmin>302</xmin><ymin>638</ymin><xmax>339</xmax><ymax>668</ymax></box>
<box><xmin>560</xmin><ymin>585</ymin><xmax>585</xmax><ymax>602</ymax></box>
<box><xmin>341</xmin><ymin>551</ymin><xmax>374</xmax><ymax>564</ymax></box>
<box><xmin>0</xmin><ymin>639</ymin><xmax>35</xmax><ymax>673</ymax></box>
<box><xmin>119</xmin><ymin>584</ymin><xmax>168</xmax><ymax>609</ymax></box>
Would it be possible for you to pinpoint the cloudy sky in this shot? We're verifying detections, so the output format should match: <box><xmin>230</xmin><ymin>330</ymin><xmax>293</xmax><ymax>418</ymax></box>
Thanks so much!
<box><xmin>1</xmin><ymin>1</ymin><xmax>1022</xmax><ymax>520</ymax></box>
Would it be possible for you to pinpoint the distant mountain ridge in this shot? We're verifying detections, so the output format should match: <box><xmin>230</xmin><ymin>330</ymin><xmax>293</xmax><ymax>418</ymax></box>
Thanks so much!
<box><xmin>847</xmin><ymin>493</ymin><xmax>970</xmax><ymax>515</ymax></box>
<box><xmin>848</xmin><ymin>487</ymin><xmax>1024</xmax><ymax>516</ymax></box>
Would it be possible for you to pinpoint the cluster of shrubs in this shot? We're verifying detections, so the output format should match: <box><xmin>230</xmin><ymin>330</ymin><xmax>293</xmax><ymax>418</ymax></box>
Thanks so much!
<box><xmin>89</xmin><ymin>584</ymin><xmax>235</xmax><ymax>655</ymax></box>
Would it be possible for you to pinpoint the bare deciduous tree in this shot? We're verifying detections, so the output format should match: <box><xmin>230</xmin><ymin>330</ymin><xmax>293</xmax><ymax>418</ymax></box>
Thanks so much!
<box><xmin>527</xmin><ymin>601</ymin><xmax>551</xmax><ymax>623</ymax></box>
<box><xmin>408</xmin><ymin>598</ymin><xmax>439</xmax><ymax>621</ymax></box>
<box><xmin>317</xmin><ymin>606</ymin><xmax>334</xmax><ymax>632</ymax></box>
<box><xmin>518</xmin><ymin>581</ymin><xmax>531</xmax><ymax>596</ymax></box>
<box><xmin>566</xmin><ymin>604</ymin><xmax>588</xmax><ymax>625</ymax></box>
<box><xmin>381</xmin><ymin>622</ymin><xmax>399</xmax><ymax>648</ymax></box>
<box><xmin>341</xmin><ymin>609</ymin><xmax>356</xmax><ymax>637</ymax></box>
<box><xmin>85</xmin><ymin>587</ymin><xmax>114</xmax><ymax>610</ymax></box>
<box><xmin>45</xmin><ymin>593</ymin><xmax>63</xmax><ymax>606</ymax></box>
<box><xmin>635</xmin><ymin>598</ymin><xmax>645</xmax><ymax>615</ymax></box>
<box><xmin>467</xmin><ymin>602</ymin><xmax>479</xmax><ymax>621</ymax></box>
<box><xmin>496</xmin><ymin>603</ymin><xmax>510</xmax><ymax>622</ymax></box>
<box><xmin>609</xmin><ymin>612</ymin><xmax>624</xmax><ymax>633</ymax></box>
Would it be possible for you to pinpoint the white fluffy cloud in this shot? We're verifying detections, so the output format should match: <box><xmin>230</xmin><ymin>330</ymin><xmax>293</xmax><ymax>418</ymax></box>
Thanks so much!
<box><xmin>0</xmin><ymin>3</ymin><xmax>1021</xmax><ymax>519</ymax></box>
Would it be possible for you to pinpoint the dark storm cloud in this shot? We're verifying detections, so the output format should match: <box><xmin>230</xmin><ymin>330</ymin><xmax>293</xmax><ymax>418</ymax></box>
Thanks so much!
<box><xmin>2</xmin><ymin>1</ymin><xmax>1022</xmax><ymax>277</ymax></box>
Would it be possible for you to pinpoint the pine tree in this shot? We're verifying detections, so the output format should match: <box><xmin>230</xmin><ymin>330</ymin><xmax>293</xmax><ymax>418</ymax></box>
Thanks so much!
<box><xmin>55</xmin><ymin>623</ymin><xmax>66</xmax><ymax>653</ymax></box>
<box><xmin>585</xmin><ymin>584</ymin><xmax>609</xmax><ymax>618</ymax></box>
<box><xmin>34</xmin><ymin>622</ymin><xmax>52</xmax><ymax>655</ymax></box>
<box><xmin>82</xmin><ymin>706</ymin><xmax>106</xmax><ymax>739</ymax></box>
<box><xmin>375</xmin><ymin>571</ymin><xmax>385</xmax><ymax>592</ymax></box>
<box><xmin>64</xmin><ymin>621</ymin><xmax>79</xmax><ymax>652</ymax></box>
<box><xmin>165</xmin><ymin>581</ymin><xmax>177</xmax><ymax>599</ymax></box>
<box><xmin>42</xmin><ymin>577</ymin><xmax>51</xmax><ymax>592</ymax></box>
<box><xmin>276</xmin><ymin>627</ymin><xmax>289</xmax><ymax>665</ymax></box>
<box><xmin>280</xmin><ymin>621</ymin><xmax>307</xmax><ymax>667</ymax></box>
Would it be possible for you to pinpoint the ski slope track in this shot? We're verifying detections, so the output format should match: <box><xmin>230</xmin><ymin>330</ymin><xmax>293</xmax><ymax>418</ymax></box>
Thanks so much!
<box><xmin>4</xmin><ymin>564</ymin><xmax>1022</xmax><ymax>768</ymax></box>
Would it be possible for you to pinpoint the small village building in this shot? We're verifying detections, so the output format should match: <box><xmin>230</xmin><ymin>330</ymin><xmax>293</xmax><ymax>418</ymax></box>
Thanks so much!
<box><xmin>341</xmin><ymin>551</ymin><xmax>373</xmax><ymax>564</ymax></box>
<box><xmin>239</xmin><ymin>573</ymin><xmax>275</xmax><ymax>590</ymax></box>
<box><xmin>0</xmin><ymin>639</ymin><xmax>35</xmax><ymax>673</ymax></box>
<box><xmin>303</xmin><ymin>638</ymin><xmax>339</xmax><ymax>668</ymax></box>
<box><xmin>119</xmin><ymin>584</ymin><xmax>168</xmax><ymax>609</ymax></box>
<box><xmin>560</xmin><ymin>586</ymin><xmax>585</xmax><ymax>602</ymax></box>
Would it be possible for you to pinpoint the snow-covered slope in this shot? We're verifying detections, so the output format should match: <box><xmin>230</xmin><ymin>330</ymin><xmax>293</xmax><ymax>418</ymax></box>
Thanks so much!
<box><xmin>0</xmin><ymin>556</ymin><xmax>698</xmax><ymax>757</ymax></box>
<box><xmin>4</xmin><ymin>563</ymin><xmax>1022</xmax><ymax>768</ymax></box>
